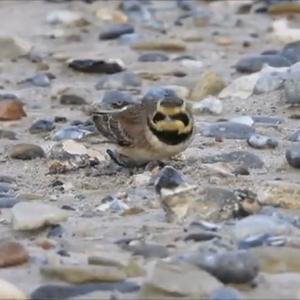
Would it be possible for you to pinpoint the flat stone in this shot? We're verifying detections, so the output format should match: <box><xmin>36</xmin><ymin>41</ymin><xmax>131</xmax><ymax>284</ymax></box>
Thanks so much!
<box><xmin>138</xmin><ymin>52</ymin><xmax>169</xmax><ymax>62</ymax></box>
<box><xmin>131</xmin><ymin>39</ymin><xmax>186</xmax><ymax>52</ymax></box>
<box><xmin>139</xmin><ymin>260</ymin><xmax>222</xmax><ymax>299</ymax></box>
<box><xmin>99</xmin><ymin>24</ymin><xmax>134</xmax><ymax>40</ymax></box>
<box><xmin>0</xmin><ymin>279</ymin><xmax>26</xmax><ymax>300</ymax></box>
<box><xmin>201</xmin><ymin>122</ymin><xmax>255</xmax><ymax>140</ymax></box>
<box><xmin>10</xmin><ymin>144</ymin><xmax>45</xmax><ymax>160</ymax></box>
<box><xmin>0</xmin><ymin>100</ymin><xmax>26</xmax><ymax>121</ymax></box>
<box><xmin>201</xmin><ymin>151</ymin><xmax>264</xmax><ymax>169</ymax></box>
<box><xmin>29</xmin><ymin>120</ymin><xmax>55</xmax><ymax>134</ymax></box>
<box><xmin>0</xmin><ymin>129</ymin><xmax>16</xmax><ymax>140</ymax></box>
<box><xmin>286</xmin><ymin>145</ymin><xmax>300</xmax><ymax>168</ymax></box>
<box><xmin>130</xmin><ymin>243</ymin><xmax>169</xmax><ymax>259</ymax></box>
<box><xmin>0</xmin><ymin>240</ymin><xmax>29</xmax><ymax>267</ymax></box>
<box><xmin>254</xmin><ymin>70</ymin><xmax>286</xmax><ymax>94</ymax></box>
<box><xmin>0</xmin><ymin>35</ymin><xmax>31</xmax><ymax>59</ymax></box>
<box><xmin>40</xmin><ymin>264</ymin><xmax>126</xmax><ymax>284</ymax></box>
<box><xmin>68</xmin><ymin>58</ymin><xmax>125</xmax><ymax>74</ymax></box>
<box><xmin>281</xmin><ymin>40</ymin><xmax>300</xmax><ymax>64</ymax></box>
<box><xmin>190</xmin><ymin>71</ymin><xmax>225</xmax><ymax>101</ymax></box>
<box><xmin>11</xmin><ymin>202</ymin><xmax>68</xmax><ymax>231</ymax></box>
<box><xmin>0</xmin><ymin>196</ymin><xmax>18</xmax><ymax>208</ymax></box>
<box><xmin>209</xmin><ymin>287</ymin><xmax>242</xmax><ymax>300</ymax></box>
<box><xmin>247</xmin><ymin>134</ymin><xmax>278</xmax><ymax>149</ymax></box>
<box><xmin>60</xmin><ymin>94</ymin><xmax>87</xmax><ymax>105</ymax></box>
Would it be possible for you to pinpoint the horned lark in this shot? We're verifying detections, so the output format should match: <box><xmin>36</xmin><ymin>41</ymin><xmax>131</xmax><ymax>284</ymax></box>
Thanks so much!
<box><xmin>92</xmin><ymin>90</ymin><xmax>194</xmax><ymax>167</ymax></box>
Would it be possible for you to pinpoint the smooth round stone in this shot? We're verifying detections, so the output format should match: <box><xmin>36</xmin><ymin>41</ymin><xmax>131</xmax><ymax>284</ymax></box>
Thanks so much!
<box><xmin>201</xmin><ymin>122</ymin><xmax>255</xmax><ymax>140</ymax></box>
<box><xmin>209</xmin><ymin>287</ymin><xmax>242</xmax><ymax>300</ymax></box>
<box><xmin>247</xmin><ymin>134</ymin><xmax>278</xmax><ymax>149</ymax></box>
<box><xmin>100</xmin><ymin>90</ymin><xmax>137</xmax><ymax>109</ymax></box>
<box><xmin>236</xmin><ymin>54</ymin><xmax>292</xmax><ymax>73</ymax></box>
<box><xmin>30</xmin><ymin>73</ymin><xmax>51</xmax><ymax>87</ymax></box>
<box><xmin>254</xmin><ymin>71</ymin><xmax>286</xmax><ymax>94</ymax></box>
<box><xmin>0</xmin><ymin>129</ymin><xmax>17</xmax><ymax>140</ymax></box>
<box><xmin>10</xmin><ymin>144</ymin><xmax>45</xmax><ymax>160</ymax></box>
<box><xmin>99</xmin><ymin>24</ymin><xmax>134</xmax><ymax>40</ymax></box>
<box><xmin>284</xmin><ymin>67</ymin><xmax>300</xmax><ymax>105</ymax></box>
<box><xmin>286</xmin><ymin>145</ymin><xmax>300</xmax><ymax>168</ymax></box>
<box><xmin>281</xmin><ymin>41</ymin><xmax>300</xmax><ymax>64</ymax></box>
<box><xmin>138</xmin><ymin>52</ymin><xmax>169</xmax><ymax>62</ymax></box>
<box><xmin>29</xmin><ymin>119</ymin><xmax>55</xmax><ymax>134</ymax></box>
<box><xmin>118</xmin><ymin>33</ymin><xmax>141</xmax><ymax>45</ymax></box>
<box><xmin>52</xmin><ymin>126</ymin><xmax>92</xmax><ymax>141</ymax></box>
<box><xmin>60</xmin><ymin>94</ymin><xmax>86</xmax><ymax>105</ymax></box>
<box><xmin>0</xmin><ymin>240</ymin><xmax>29</xmax><ymax>267</ymax></box>
<box><xmin>288</xmin><ymin>130</ymin><xmax>300</xmax><ymax>142</ymax></box>
<box><xmin>154</xmin><ymin>166</ymin><xmax>184</xmax><ymax>193</ymax></box>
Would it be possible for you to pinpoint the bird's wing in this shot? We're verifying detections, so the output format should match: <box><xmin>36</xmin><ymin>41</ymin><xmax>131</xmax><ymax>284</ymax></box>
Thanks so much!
<box><xmin>92</xmin><ymin>104</ymin><xmax>143</xmax><ymax>146</ymax></box>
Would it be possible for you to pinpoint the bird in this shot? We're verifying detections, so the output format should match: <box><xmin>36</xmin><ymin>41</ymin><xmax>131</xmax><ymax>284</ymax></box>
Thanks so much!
<box><xmin>92</xmin><ymin>89</ymin><xmax>194</xmax><ymax>167</ymax></box>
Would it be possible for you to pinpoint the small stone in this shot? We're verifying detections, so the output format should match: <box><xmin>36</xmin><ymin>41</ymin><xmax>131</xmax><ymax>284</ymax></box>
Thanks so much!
<box><xmin>180</xmin><ymin>59</ymin><xmax>204</xmax><ymax>70</ymax></box>
<box><xmin>216</xmin><ymin>36</ymin><xmax>233</xmax><ymax>46</ymax></box>
<box><xmin>29</xmin><ymin>73</ymin><xmax>51</xmax><ymax>87</ymax></box>
<box><xmin>60</xmin><ymin>94</ymin><xmax>87</xmax><ymax>105</ymax></box>
<box><xmin>130</xmin><ymin>243</ymin><xmax>169</xmax><ymax>259</ymax></box>
<box><xmin>254</xmin><ymin>70</ymin><xmax>286</xmax><ymax>94</ymax></box>
<box><xmin>209</xmin><ymin>287</ymin><xmax>242</xmax><ymax>300</ymax></box>
<box><xmin>281</xmin><ymin>40</ymin><xmax>300</xmax><ymax>64</ymax></box>
<box><xmin>40</xmin><ymin>264</ymin><xmax>126</xmax><ymax>284</ymax></box>
<box><xmin>236</xmin><ymin>54</ymin><xmax>292</xmax><ymax>73</ymax></box>
<box><xmin>10</xmin><ymin>143</ymin><xmax>45</xmax><ymax>160</ymax></box>
<box><xmin>139</xmin><ymin>260</ymin><xmax>222</xmax><ymax>299</ymax></box>
<box><xmin>0</xmin><ymin>279</ymin><xmax>26</xmax><ymax>300</ymax></box>
<box><xmin>0</xmin><ymin>100</ymin><xmax>26</xmax><ymax>121</ymax></box>
<box><xmin>131</xmin><ymin>39</ymin><xmax>186</xmax><ymax>52</ymax></box>
<box><xmin>0</xmin><ymin>129</ymin><xmax>16</xmax><ymax>140</ymax></box>
<box><xmin>29</xmin><ymin>120</ymin><xmax>55</xmax><ymax>134</ymax></box>
<box><xmin>201</xmin><ymin>122</ymin><xmax>255</xmax><ymax>140</ymax></box>
<box><xmin>258</xmin><ymin>181</ymin><xmax>300</xmax><ymax>208</ymax></box>
<box><xmin>230</xmin><ymin>116</ymin><xmax>254</xmax><ymax>126</ymax></box>
<box><xmin>118</xmin><ymin>33</ymin><xmax>141</xmax><ymax>45</ymax></box>
<box><xmin>96</xmin><ymin>8</ymin><xmax>128</xmax><ymax>24</ymax></box>
<box><xmin>0</xmin><ymin>241</ymin><xmax>29</xmax><ymax>267</ymax></box>
<box><xmin>247</xmin><ymin>134</ymin><xmax>278</xmax><ymax>149</ymax></box>
<box><xmin>0</xmin><ymin>35</ymin><xmax>31</xmax><ymax>59</ymax></box>
<box><xmin>11</xmin><ymin>202</ymin><xmax>68</xmax><ymax>231</ymax></box>
<box><xmin>99</xmin><ymin>24</ymin><xmax>134</xmax><ymax>40</ymax></box>
<box><xmin>47</xmin><ymin>10</ymin><xmax>88</xmax><ymax>26</ymax></box>
<box><xmin>286</xmin><ymin>145</ymin><xmax>300</xmax><ymax>168</ymax></box>
<box><xmin>190</xmin><ymin>71</ymin><xmax>225</xmax><ymax>101</ymax></box>
<box><xmin>289</xmin><ymin>130</ymin><xmax>300</xmax><ymax>142</ymax></box>
<box><xmin>284</xmin><ymin>64</ymin><xmax>300</xmax><ymax>105</ymax></box>
<box><xmin>193</xmin><ymin>96</ymin><xmax>223</xmax><ymax>115</ymax></box>
<box><xmin>68</xmin><ymin>58</ymin><xmax>125</xmax><ymax>74</ymax></box>
<box><xmin>0</xmin><ymin>196</ymin><xmax>18</xmax><ymax>208</ymax></box>
<box><xmin>138</xmin><ymin>52</ymin><xmax>169</xmax><ymax>62</ymax></box>
<box><xmin>201</xmin><ymin>151</ymin><xmax>264</xmax><ymax>169</ymax></box>
<box><xmin>96</xmin><ymin>197</ymin><xmax>129</xmax><ymax>213</ymax></box>
<box><xmin>95</xmin><ymin>71</ymin><xmax>141</xmax><ymax>89</ymax></box>
<box><xmin>99</xmin><ymin>90</ymin><xmax>137</xmax><ymax>109</ymax></box>
<box><xmin>52</xmin><ymin>126</ymin><xmax>93</xmax><ymax>141</ymax></box>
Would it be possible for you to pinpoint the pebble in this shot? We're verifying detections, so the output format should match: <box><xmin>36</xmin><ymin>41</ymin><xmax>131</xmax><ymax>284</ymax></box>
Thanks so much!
<box><xmin>131</xmin><ymin>39</ymin><xmax>186</xmax><ymax>52</ymax></box>
<box><xmin>118</xmin><ymin>33</ymin><xmax>141</xmax><ymax>45</ymax></box>
<box><xmin>284</xmin><ymin>64</ymin><xmax>300</xmax><ymax>105</ymax></box>
<box><xmin>130</xmin><ymin>243</ymin><xmax>169</xmax><ymax>259</ymax></box>
<box><xmin>11</xmin><ymin>202</ymin><xmax>68</xmax><ymax>231</ymax></box>
<box><xmin>0</xmin><ymin>100</ymin><xmax>26</xmax><ymax>121</ymax></box>
<box><xmin>0</xmin><ymin>240</ymin><xmax>29</xmax><ymax>267</ymax></box>
<box><xmin>281</xmin><ymin>40</ymin><xmax>300</xmax><ymax>64</ymax></box>
<box><xmin>0</xmin><ymin>279</ymin><xmax>26</xmax><ymax>300</ymax></box>
<box><xmin>289</xmin><ymin>130</ymin><xmax>300</xmax><ymax>142</ymax></box>
<box><xmin>201</xmin><ymin>151</ymin><xmax>264</xmax><ymax>169</ymax></box>
<box><xmin>95</xmin><ymin>71</ymin><xmax>141</xmax><ymax>90</ymax></box>
<box><xmin>139</xmin><ymin>260</ymin><xmax>222</xmax><ymax>299</ymax></box>
<box><xmin>230</xmin><ymin>116</ymin><xmax>254</xmax><ymax>126</ymax></box>
<box><xmin>0</xmin><ymin>196</ymin><xmax>18</xmax><ymax>208</ymax></box>
<box><xmin>180</xmin><ymin>59</ymin><xmax>204</xmax><ymax>70</ymax></box>
<box><xmin>96</xmin><ymin>197</ymin><xmax>129</xmax><ymax>213</ymax></box>
<box><xmin>192</xmin><ymin>96</ymin><xmax>223</xmax><ymax>115</ymax></box>
<box><xmin>31</xmin><ymin>282</ymin><xmax>139</xmax><ymax>300</ymax></box>
<box><xmin>182</xmin><ymin>249</ymin><xmax>259</xmax><ymax>284</ymax></box>
<box><xmin>60</xmin><ymin>94</ymin><xmax>87</xmax><ymax>105</ymax></box>
<box><xmin>190</xmin><ymin>71</ymin><xmax>226</xmax><ymax>101</ymax></box>
<box><xmin>10</xmin><ymin>143</ymin><xmax>45</xmax><ymax>160</ymax></box>
<box><xmin>99</xmin><ymin>24</ymin><xmax>134</xmax><ymax>40</ymax></box>
<box><xmin>209</xmin><ymin>287</ymin><xmax>242</xmax><ymax>300</ymax></box>
<box><xmin>254</xmin><ymin>70</ymin><xmax>286</xmax><ymax>94</ymax></box>
<box><xmin>138</xmin><ymin>52</ymin><xmax>169</xmax><ymax>62</ymax></box>
<box><xmin>247</xmin><ymin>134</ymin><xmax>278</xmax><ymax>149</ymax></box>
<box><xmin>0</xmin><ymin>129</ymin><xmax>17</xmax><ymax>140</ymax></box>
<box><xmin>0</xmin><ymin>35</ymin><xmax>31</xmax><ymax>59</ymax></box>
<box><xmin>29</xmin><ymin>119</ymin><xmax>55</xmax><ymax>134</ymax></box>
<box><xmin>40</xmin><ymin>264</ymin><xmax>126</xmax><ymax>284</ymax></box>
<box><xmin>46</xmin><ymin>10</ymin><xmax>88</xmax><ymax>26</ymax></box>
<box><xmin>286</xmin><ymin>145</ymin><xmax>300</xmax><ymax>168</ymax></box>
<box><xmin>99</xmin><ymin>90</ymin><xmax>137</xmax><ymax>109</ymax></box>
<box><xmin>201</xmin><ymin>122</ymin><xmax>255</xmax><ymax>140</ymax></box>
<box><xmin>235</xmin><ymin>54</ymin><xmax>292</xmax><ymax>73</ymax></box>
<box><xmin>28</xmin><ymin>73</ymin><xmax>52</xmax><ymax>87</ymax></box>
<box><xmin>68</xmin><ymin>58</ymin><xmax>125</xmax><ymax>74</ymax></box>
<box><xmin>52</xmin><ymin>126</ymin><xmax>93</xmax><ymax>141</ymax></box>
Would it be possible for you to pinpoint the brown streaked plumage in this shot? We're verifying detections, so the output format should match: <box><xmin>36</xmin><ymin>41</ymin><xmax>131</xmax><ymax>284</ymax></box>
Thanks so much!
<box><xmin>92</xmin><ymin>92</ymin><xmax>194</xmax><ymax>166</ymax></box>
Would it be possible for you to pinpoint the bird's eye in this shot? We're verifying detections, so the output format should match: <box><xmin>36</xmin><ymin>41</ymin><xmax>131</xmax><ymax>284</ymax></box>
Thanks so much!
<box><xmin>171</xmin><ymin>113</ymin><xmax>189</xmax><ymax>126</ymax></box>
<box><xmin>153</xmin><ymin>112</ymin><xmax>166</xmax><ymax>123</ymax></box>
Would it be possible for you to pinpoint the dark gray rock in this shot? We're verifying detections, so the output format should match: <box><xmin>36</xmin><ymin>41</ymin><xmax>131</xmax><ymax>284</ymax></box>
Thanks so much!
<box><xmin>201</xmin><ymin>151</ymin><xmax>264</xmax><ymax>169</ymax></box>
<box><xmin>0</xmin><ymin>182</ymin><xmax>10</xmax><ymax>193</ymax></box>
<box><xmin>236</xmin><ymin>54</ymin><xmax>292</xmax><ymax>73</ymax></box>
<box><xmin>138</xmin><ymin>52</ymin><xmax>169</xmax><ymax>62</ymax></box>
<box><xmin>100</xmin><ymin>90</ymin><xmax>137</xmax><ymax>109</ymax></box>
<box><xmin>289</xmin><ymin>130</ymin><xmax>300</xmax><ymax>142</ymax></box>
<box><xmin>201</xmin><ymin>122</ymin><xmax>255</xmax><ymax>140</ymax></box>
<box><xmin>10</xmin><ymin>144</ymin><xmax>45</xmax><ymax>160</ymax></box>
<box><xmin>286</xmin><ymin>145</ymin><xmax>300</xmax><ymax>168</ymax></box>
<box><xmin>29</xmin><ymin>120</ymin><xmax>55</xmax><ymax>134</ymax></box>
<box><xmin>99</xmin><ymin>24</ymin><xmax>134</xmax><ymax>40</ymax></box>
<box><xmin>95</xmin><ymin>71</ymin><xmax>141</xmax><ymax>90</ymax></box>
<box><xmin>247</xmin><ymin>134</ymin><xmax>278</xmax><ymax>149</ymax></box>
<box><xmin>68</xmin><ymin>59</ymin><xmax>124</xmax><ymax>74</ymax></box>
<box><xmin>60</xmin><ymin>94</ymin><xmax>87</xmax><ymax>105</ymax></box>
<box><xmin>281</xmin><ymin>41</ymin><xmax>300</xmax><ymax>64</ymax></box>
<box><xmin>130</xmin><ymin>243</ymin><xmax>169</xmax><ymax>258</ymax></box>
<box><xmin>0</xmin><ymin>129</ymin><xmax>16</xmax><ymax>140</ymax></box>
<box><xmin>0</xmin><ymin>195</ymin><xmax>18</xmax><ymax>208</ymax></box>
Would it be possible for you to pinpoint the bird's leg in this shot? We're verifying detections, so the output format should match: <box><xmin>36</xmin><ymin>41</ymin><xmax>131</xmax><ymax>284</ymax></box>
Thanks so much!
<box><xmin>106</xmin><ymin>149</ymin><xmax>128</xmax><ymax>167</ymax></box>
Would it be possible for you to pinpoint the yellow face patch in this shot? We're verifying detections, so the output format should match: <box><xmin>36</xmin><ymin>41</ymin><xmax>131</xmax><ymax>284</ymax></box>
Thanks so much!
<box><xmin>154</xmin><ymin>120</ymin><xmax>192</xmax><ymax>134</ymax></box>
<box><xmin>156</xmin><ymin>102</ymin><xmax>186</xmax><ymax>116</ymax></box>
